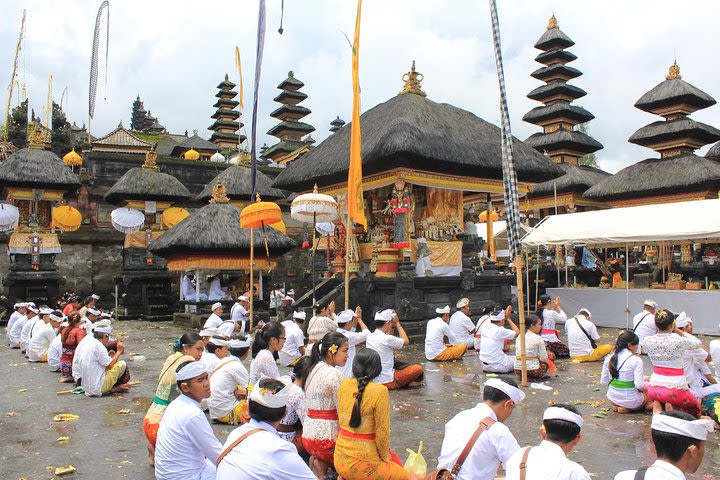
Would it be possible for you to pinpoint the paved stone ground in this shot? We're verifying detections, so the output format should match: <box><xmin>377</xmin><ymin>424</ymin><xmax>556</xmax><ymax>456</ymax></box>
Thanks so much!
<box><xmin>1</xmin><ymin>322</ymin><xmax>719</xmax><ymax>479</ymax></box>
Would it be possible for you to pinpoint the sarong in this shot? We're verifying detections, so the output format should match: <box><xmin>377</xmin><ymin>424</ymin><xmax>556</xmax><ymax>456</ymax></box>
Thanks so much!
<box><xmin>143</xmin><ymin>417</ymin><xmax>160</xmax><ymax>445</ymax></box>
<box><xmin>384</xmin><ymin>363</ymin><xmax>424</xmax><ymax>390</ymax></box>
<box><xmin>302</xmin><ymin>437</ymin><xmax>336</xmax><ymax>464</ymax></box>
<box><xmin>546</xmin><ymin>341</ymin><xmax>569</xmax><ymax>358</ymax></box>
<box><xmin>571</xmin><ymin>344</ymin><xmax>613</xmax><ymax>363</ymax></box>
<box><xmin>335</xmin><ymin>448</ymin><xmax>412</xmax><ymax>480</ymax></box>
<box><xmin>701</xmin><ymin>393</ymin><xmax>720</xmax><ymax>424</ymax></box>
<box><xmin>515</xmin><ymin>360</ymin><xmax>550</xmax><ymax>380</ymax></box>
<box><xmin>647</xmin><ymin>385</ymin><xmax>700</xmax><ymax>415</ymax></box>
<box><xmin>212</xmin><ymin>400</ymin><xmax>248</xmax><ymax>425</ymax></box>
<box><xmin>101</xmin><ymin>361</ymin><xmax>130</xmax><ymax>394</ymax></box>
<box><xmin>432</xmin><ymin>344</ymin><xmax>467</xmax><ymax>362</ymax></box>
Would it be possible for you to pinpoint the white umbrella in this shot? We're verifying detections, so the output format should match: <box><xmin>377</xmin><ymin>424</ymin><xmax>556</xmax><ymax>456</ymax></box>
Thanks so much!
<box><xmin>111</xmin><ymin>207</ymin><xmax>145</xmax><ymax>233</ymax></box>
<box><xmin>315</xmin><ymin>222</ymin><xmax>335</xmax><ymax>237</ymax></box>
<box><xmin>290</xmin><ymin>185</ymin><xmax>338</xmax><ymax>223</ymax></box>
<box><xmin>0</xmin><ymin>203</ymin><xmax>19</xmax><ymax>232</ymax></box>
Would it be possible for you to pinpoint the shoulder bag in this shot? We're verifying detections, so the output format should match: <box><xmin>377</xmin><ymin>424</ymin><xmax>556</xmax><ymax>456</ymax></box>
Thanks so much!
<box><xmin>424</xmin><ymin>417</ymin><xmax>496</xmax><ymax>480</ymax></box>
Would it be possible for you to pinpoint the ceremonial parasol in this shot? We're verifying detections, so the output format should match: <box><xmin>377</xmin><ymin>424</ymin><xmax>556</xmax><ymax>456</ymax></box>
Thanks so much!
<box><xmin>161</xmin><ymin>207</ymin><xmax>190</xmax><ymax>229</ymax></box>
<box><xmin>479</xmin><ymin>209</ymin><xmax>499</xmax><ymax>222</ymax></box>
<box><xmin>111</xmin><ymin>207</ymin><xmax>145</xmax><ymax>233</ymax></box>
<box><xmin>0</xmin><ymin>203</ymin><xmax>20</xmax><ymax>232</ymax></box>
<box><xmin>51</xmin><ymin>205</ymin><xmax>82</xmax><ymax>232</ymax></box>
<box><xmin>291</xmin><ymin>185</ymin><xmax>338</xmax><ymax>305</ymax></box>
<box><xmin>62</xmin><ymin>148</ymin><xmax>83</xmax><ymax>167</ymax></box>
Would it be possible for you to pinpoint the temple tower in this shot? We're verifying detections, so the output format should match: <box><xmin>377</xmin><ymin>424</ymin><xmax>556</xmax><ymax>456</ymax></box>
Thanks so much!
<box><xmin>209</xmin><ymin>74</ymin><xmax>244</xmax><ymax>150</ymax></box>
<box><xmin>329</xmin><ymin>116</ymin><xmax>345</xmax><ymax>134</ymax></box>
<box><xmin>523</xmin><ymin>15</ymin><xmax>602</xmax><ymax>165</ymax></box>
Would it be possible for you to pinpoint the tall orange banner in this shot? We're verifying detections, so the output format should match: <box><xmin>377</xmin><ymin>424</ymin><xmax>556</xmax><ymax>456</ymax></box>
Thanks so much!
<box><xmin>347</xmin><ymin>0</ymin><xmax>367</xmax><ymax>228</ymax></box>
<box><xmin>235</xmin><ymin>46</ymin><xmax>244</xmax><ymax>111</ymax></box>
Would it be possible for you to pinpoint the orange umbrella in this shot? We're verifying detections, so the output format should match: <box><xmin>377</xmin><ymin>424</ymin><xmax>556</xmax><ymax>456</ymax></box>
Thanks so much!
<box><xmin>51</xmin><ymin>206</ymin><xmax>82</xmax><ymax>231</ymax></box>
<box><xmin>479</xmin><ymin>210</ymin><xmax>499</xmax><ymax>222</ymax></box>
<box><xmin>161</xmin><ymin>207</ymin><xmax>190</xmax><ymax>229</ymax></box>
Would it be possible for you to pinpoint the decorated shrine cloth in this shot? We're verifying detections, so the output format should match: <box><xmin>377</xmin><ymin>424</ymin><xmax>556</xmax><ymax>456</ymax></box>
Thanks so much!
<box><xmin>424</xmin><ymin>188</ymin><xmax>463</xmax><ymax>225</ymax></box>
<box><xmin>124</xmin><ymin>230</ymin><xmax>163</xmax><ymax>248</ymax></box>
<box><xmin>165</xmin><ymin>254</ymin><xmax>276</xmax><ymax>272</ymax></box>
<box><xmin>7</xmin><ymin>232</ymin><xmax>62</xmax><ymax>254</ymax></box>
<box><xmin>358</xmin><ymin>240</ymin><xmax>461</xmax><ymax>269</ymax></box>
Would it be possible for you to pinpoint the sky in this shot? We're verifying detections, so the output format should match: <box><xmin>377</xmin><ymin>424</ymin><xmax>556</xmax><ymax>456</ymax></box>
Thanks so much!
<box><xmin>1</xmin><ymin>0</ymin><xmax>719</xmax><ymax>173</ymax></box>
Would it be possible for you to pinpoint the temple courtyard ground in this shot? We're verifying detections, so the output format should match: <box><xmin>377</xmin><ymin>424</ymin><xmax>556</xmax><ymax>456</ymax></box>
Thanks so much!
<box><xmin>1</xmin><ymin>321</ymin><xmax>718</xmax><ymax>480</ymax></box>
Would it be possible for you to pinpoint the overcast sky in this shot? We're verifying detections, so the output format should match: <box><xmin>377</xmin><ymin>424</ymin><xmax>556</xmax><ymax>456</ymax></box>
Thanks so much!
<box><xmin>1</xmin><ymin>1</ymin><xmax>719</xmax><ymax>173</ymax></box>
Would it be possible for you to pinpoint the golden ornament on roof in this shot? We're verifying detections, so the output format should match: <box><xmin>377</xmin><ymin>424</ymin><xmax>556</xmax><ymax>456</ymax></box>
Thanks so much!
<box><xmin>28</xmin><ymin>123</ymin><xmax>46</xmax><ymax>149</ymax></box>
<box><xmin>210</xmin><ymin>181</ymin><xmax>229</xmax><ymax>204</ymax></box>
<box><xmin>142</xmin><ymin>148</ymin><xmax>159</xmax><ymax>170</ymax></box>
<box><xmin>238</xmin><ymin>149</ymin><xmax>252</xmax><ymax>167</ymax></box>
<box><xmin>184</xmin><ymin>148</ymin><xmax>200</xmax><ymax>161</ymax></box>
<box><xmin>547</xmin><ymin>14</ymin><xmax>558</xmax><ymax>30</ymax></box>
<box><xmin>666</xmin><ymin>60</ymin><xmax>681</xmax><ymax>80</ymax></box>
<box><xmin>400</xmin><ymin>61</ymin><xmax>426</xmax><ymax>97</ymax></box>
<box><xmin>62</xmin><ymin>148</ymin><xmax>83</xmax><ymax>166</ymax></box>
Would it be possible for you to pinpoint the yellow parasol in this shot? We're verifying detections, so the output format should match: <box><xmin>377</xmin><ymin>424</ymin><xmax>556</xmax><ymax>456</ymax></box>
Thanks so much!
<box><xmin>51</xmin><ymin>205</ymin><xmax>82</xmax><ymax>231</ymax></box>
<box><xmin>479</xmin><ymin>209</ymin><xmax>499</xmax><ymax>222</ymax></box>
<box><xmin>161</xmin><ymin>207</ymin><xmax>190</xmax><ymax>229</ymax></box>
<box><xmin>183</xmin><ymin>148</ymin><xmax>200</xmax><ymax>161</ymax></box>
<box><xmin>62</xmin><ymin>148</ymin><xmax>83</xmax><ymax>167</ymax></box>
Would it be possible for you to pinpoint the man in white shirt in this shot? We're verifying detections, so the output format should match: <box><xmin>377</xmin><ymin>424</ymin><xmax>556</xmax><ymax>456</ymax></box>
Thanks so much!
<box><xmin>201</xmin><ymin>336</ymin><xmax>230</xmax><ymax>373</ymax></box>
<box><xmin>279</xmin><ymin>311</ymin><xmax>306</xmax><ymax>367</ymax></box>
<box><xmin>155</xmin><ymin>361</ymin><xmax>222</xmax><ymax>480</ymax></box>
<box><xmin>203</xmin><ymin>303</ymin><xmax>224</xmax><ymax>330</ymax></box>
<box><xmin>366</xmin><ymin>309</ymin><xmax>423</xmax><ymax>390</ymax></box>
<box><xmin>336</xmin><ymin>307</ymin><xmax>370</xmax><ymax>377</ymax></box>
<box><xmin>505</xmin><ymin>405</ymin><xmax>591</xmax><ymax>480</ymax></box>
<box><xmin>82</xmin><ymin>308</ymin><xmax>101</xmax><ymax>335</ymax></box>
<box><xmin>48</xmin><ymin>321</ymin><xmax>66</xmax><ymax>372</ymax></box>
<box><xmin>479</xmin><ymin>307</ymin><xmax>519</xmax><ymax>373</ymax></box>
<box><xmin>277</xmin><ymin>296</ymin><xmax>295</xmax><ymax>322</ymax></box>
<box><xmin>425</xmin><ymin>306</ymin><xmax>468</xmax><ymax>361</ymax></box>
<box><xmin>710</xmin><ymin>323</ymin><xmax>720</xmax><ymax>378</ymax></box>
<box><xmin>28</xmin><ymin>311</ymin><xmax>64</xmax><ymax>362</ymax></box>
<box><xmin>449</xmin><ymin>298</ymin><xmax>477</xmax><ymax>349</ymax></box>
<box><xmin>230</xmin><ymin>296</ymin><xmax>250</xmax><ymax>334</ymax></box>
<box><xmin>75</xmin><ymin>323</ymin><xmax>130</xmax><ymax>396</ymax></box>
<box><xmin>21</xmin><ymin>306</ymin><xmax>51</xmax><ymax>354</ymax></box>
<box><xmin>632</xmin><ymin>299</ymin><xmax>657</xmax><ymax>353</ymax></box>
<box><xmin>614</xmin><ymin>411</ymin><xmax>712</xmax><ymax>480</ymax></box>
<box><xmin>8</xmin><ymin>305</ymin><xmax>35</xmax><ymax>349</ymax></box>
<box><xmin>437</xmin><ymin>377</ymin><xmax>524</xmax><ymax>480</ymax></box>
<box><xmin>6</xmin><ymin>302</ymin><xmax>27</xmax><ymax>344</ymax></box>
<box><xmin>209</xmin><ymin>338</ymin><xmax>251</xmax><ymax>424</ymax></box>
<box><xmin>565</xmin><ymin>308</ymin><xmax>613</xmax><ymax>362</ymax></box>
<box><xmin>208</xmin><ymin>273</ymin><xmax>230</xmax><ymax>301</ymax></box>
<box><xmin>181</xmin><ymin>271</ymin><xmax>207</xmax><ymax>301</ymax></box>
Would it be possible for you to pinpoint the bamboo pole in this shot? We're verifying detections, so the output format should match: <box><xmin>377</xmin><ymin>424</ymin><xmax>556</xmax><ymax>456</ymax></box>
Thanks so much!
<box><xmin>525</xmin><ymin>249</ymin><xmax>531</xmax><ymax>313</ymax></box>
<box><xmin>344</xmin><ymin>214</ymin><xmax>351</xmax><ymax>310</ymax></box>
<box><xmin>3</xmin><ymin>10</ymin><xmax>25</xmax><ymax>142</ymax></box>
<box><xmin>515</xmin><ymin>253</ymin><xmax>528</xmax><ymax>386</ymax></box>
<box><xmin>535</xmin><ymin>246</ymin><xmax>540</xmax><ymax>312</ymax></box>
<box><xmin>249</xmin><ymin>228</ymin><xmax>254</xmax><ymax>330</ymax></box>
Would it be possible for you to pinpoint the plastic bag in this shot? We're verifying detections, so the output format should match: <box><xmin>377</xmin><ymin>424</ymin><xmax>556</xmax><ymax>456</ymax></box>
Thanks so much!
<box><xmin>404</xmin><ymin>441</ymin><xmax>427</xmax><ymax>477</ymax></box>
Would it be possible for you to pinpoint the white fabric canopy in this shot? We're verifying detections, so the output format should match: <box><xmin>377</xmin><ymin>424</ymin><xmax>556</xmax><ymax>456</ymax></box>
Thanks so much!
<box><xmin>521</xmin><ymin>199</ymin><xmax>720</xmax><ymax>248</ymax></box>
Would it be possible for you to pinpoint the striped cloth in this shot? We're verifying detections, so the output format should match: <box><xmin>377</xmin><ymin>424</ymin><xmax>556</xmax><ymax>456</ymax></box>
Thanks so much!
<box><xmin>488</xmin><ymin>0</ymin><xmax>522</xmax><ymax>260</ymax></box>
<box><xmin>250</xmin><ymin>0</ymin><xmax>267</xmax><ymax>198</ymax></box>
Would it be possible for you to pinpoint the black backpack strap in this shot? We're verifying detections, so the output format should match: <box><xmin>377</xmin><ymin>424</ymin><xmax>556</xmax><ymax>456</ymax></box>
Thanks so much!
<box><xmin>634</xmin><ymin>467</ymin><xmax>648</xmax><ymax>480</ymax></box>
<box><xmin>632</xmin><ymin>313</ymin><xmax>652</xmax><ymax>333</ymax></box>
<box><xmin>573</xmin><ymin>317</ymin><xmax>597</xmax><ymax>349</ymax></box>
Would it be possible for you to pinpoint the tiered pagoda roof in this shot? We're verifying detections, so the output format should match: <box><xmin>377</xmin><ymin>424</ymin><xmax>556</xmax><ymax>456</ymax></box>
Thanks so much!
<box><xmin>329</xmin><ymin>116</ymin><xmax>345</xmax><ymax>134</ymax></box>
<box><xmin>209</xmin><ymin>74</ymin><xmax>245</xmax><ymax>149</ymax></box>
<box><xmin>585</xmin><ymin>62</ymin><xmax>720</xmax><ymax>204</ymax></box>
<box><xmin>170</xmin><ymin>130</ymin><xmax>218</xmax><ymax>160</ymax></box>
<box><xmin>262</xmin><ymin>71</ymin><xmax>315</xmax><ymax>164</ymax></box>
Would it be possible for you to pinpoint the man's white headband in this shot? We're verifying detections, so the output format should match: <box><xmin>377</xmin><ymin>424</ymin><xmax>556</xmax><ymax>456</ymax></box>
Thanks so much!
<box><xmin>436</xmin><ymin>305</ymin><xmax>450</xmax><ymax>315</ymax></box>
<box><xmin>543</xmin><ymin>406</ymin><xmax>584</xmax><ymax>428</ymax></box>
<box><xmin>489</xmin><ymin>310</ymin><xmax>505</xmax><ymax>322</ymax></box>
<box><xmin>375</xmin><ymin>309</ymin><xmax>393</xmax><ymax>322</ymax></box>
<box><xmin>49</xmin><ymin>313</ymin><xmax>65</xmax><ymax>322</ymax></box>
<box><xmin>293</xmin><ymin>311</ymin><xmax>307</xmax><ymax>321</ymax></box>
<box><xmin>210</xmin><ymin>337</ymin><xmax>230</xmax><ymax>347</ymax></box>
<box><xmin>199</xmin><ymin>327</ymin><xmax>218</xmax><ymax>337</ymax></box>
<box><xmin>249</xmin><ymin>376</ymin><xmax>291</xmax><ymax>408</ymax></box>
<box><xmin>176</xmin><ymin>361</ymin><xmax>207</xmax><ymax>381</ymax></box>
<box><xmin>456</xmin><ymin>298</ymin><xmax>470</xmax><ymax>309</ymax></box>
<box><xmin>337</xmin><ymin>309</ymin><xmax>356</xmax><ymax>324</ymax></box>
<box><xmin>484</xmin><ymin>378</ymin><xmax>525</xmax><ymax>404</ymax></box>
<box><xmin>230</xmin><ymin>338</ymin><xmax>251</xmax><ymax>349</ymax></box>
<box><xmin>87</xmin><ymin>308</ymin><xmax>101</xmax><ymax>316</ymax></box>
<box><xmin>651</xmin><ymin>413</ymin><xmax>713</xmax><ymax>441</ymax></box>
<box><xmin>94</xmin><ymin>325</ymin><xmax>112</xmax><ymax>335</ymax></box>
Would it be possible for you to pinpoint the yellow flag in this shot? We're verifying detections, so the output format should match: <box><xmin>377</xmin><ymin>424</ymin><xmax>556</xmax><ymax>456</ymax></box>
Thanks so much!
<box><xmin>347</xmin><ymin>0</ymin><xmax>366</xmax><ymax>228</ymax></box>
<box><xmin>235</xmin><ymin>46</ymin><xmax>245</xmax><ymax>111</ymax></box>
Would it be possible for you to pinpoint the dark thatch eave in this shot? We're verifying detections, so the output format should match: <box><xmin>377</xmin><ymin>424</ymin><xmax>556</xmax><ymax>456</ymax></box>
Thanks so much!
<box><xmin>522</xmin><ymin>103</ymin><xmax>594</xmax><ymax>125</ymax></box>
<box><xmin>529</xmin><ymin>163</ymin><xmax>610</xmax><ymax>197</ymax></box>
<box><xmin>212</xmin><ymin>109</ymin><xmax>241</xmax><ymax>120</ymax></box>
<box><xmin>267</xmin><ymin>121</ymin><xmax>315</xmax><ymax>137</ymax></box>
<box><xmin>196</xmin><ymin>166</ymin><xmax>285</xmax><ymax>202</ymax></box>
<box><xmin>215</xmin><ymin>90</ymin><xmax>238</xmax><ymax>100</ymax></box>
<box><xmin>104</xmin><ymin>167</ymin><xmax>193</xmax><ymax>204</ymax></box>
<box><xmin>534</xmin><ymin>28</ymin><xmax>574</xmax><ymax>51</ymax></box>
<box><xmin>270</xmin><ymin>104</ymin><xmax>312</xmax><ymax>119</ymax></box>
<box><xmin>213</xmin><ymin>98</ymin><xmax>240</xmax><ymax>109</ymax></box>
<box><xmin>278</xmin><ymin>74</ymin><xmax>304</xmax><ymax>90</ymax></box>
<box><xmin>217</xmin><ymin>78</ymin><xmax>236</xmax><ymax>89</ymax></box>
<box><xmin>525</xmin><ymin>130</ymin><xmax>603</xmax><ymax>155</ymax></box>
<box><xmin>272</xmin><ymin>92</ymin><xmax>562</xmax><ymax>192</ymax></box>
<box><xmin>0</xmin><ymin>147</ymin><xmax>81</xmax><ymax>190</ymax></box>
<box><xmin>583</xmin><ymin>154</ymin><xmax>720</xmax><ymax>201</ymax></box>
<box><xmin>148</xmin><ymin>202</ymin><xmax>296</xmax><ymax>257</ymax></box>
<box><xmin>530</xmin><ymin>64</ymin><xmax>582</xmax><ymax>82</ymax></box>
<box><xmin>628</xmin><ymin>118</ymin><xmax>720</xmax><ymax>148</ymax></box>
<box><xmin>527</xmin><ymin>83</ymin><xmax>586</xmax><ymax>102</ymax></box>
<box><xmin>634</xmin><ymin>78</ymin><xmax>716</xmax><ymax>113</ymax></box>
<box><xmin>174</xmin><ymin>134</ymin><xmax>218</xmax><ymax>152</ymax></box>
<box><xmin>273</xmin><ymin>90</ymin><xmax>307</xmax><ymax>103</ymax></box>
<box><xmin>535</xmin><ymin>49</ymin><xmax>576</xmax><ymax>66</ymax></box>
<box><xmin>706</xmin><ymin>141</ymin><xmax>720</xmax><ymax>159</ymax></box>
<box><xmin>263</xmin><ymin>140</ymin><xmax>308</xmax><ymax>159</ymax></box>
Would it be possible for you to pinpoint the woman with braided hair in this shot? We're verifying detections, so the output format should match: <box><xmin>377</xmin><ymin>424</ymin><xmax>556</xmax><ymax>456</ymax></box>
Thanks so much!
<box><xmin>335</xmin><ymin>348</ymin><xmax>413</xmax><ymax>480</ymax></box>
<box><xmin>600</xmin><ymin>330</ymin><xmax>650</xmax><ymax>413</ymax></box>
<box><xmin>301</xmin><ymin>331</ymin><xmax>349</xmax><ymax>479</ymax></box>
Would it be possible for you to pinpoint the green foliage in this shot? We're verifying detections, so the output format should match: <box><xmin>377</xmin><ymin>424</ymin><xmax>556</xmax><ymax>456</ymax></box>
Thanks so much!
<box><xmin>577</xmin><ymin>122</ymin><xmax>599</xmax><ymax>168</ymax></box>
<box><xmin>133</xmin><ymin>132</ymin><xmax>168</xmax><ymax>144</ymax></box>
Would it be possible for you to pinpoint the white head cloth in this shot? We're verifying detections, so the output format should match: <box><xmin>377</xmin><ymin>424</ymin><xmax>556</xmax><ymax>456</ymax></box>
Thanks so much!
<box><xmin>484</xmin><ymin>378</ymin><xmax>526</xmax><ymax>404</ymax></box>
<box><xmin>94</xmin><ymin>325</ymin><xmax>112</xmax><ymax>335</ymax></box>
<box><xmin>337</xmin><ymin>309</ymin><xmax>356</xmax><ymax>324</ymax></box>
<box><xmin>578</xmin><ymin>308</ymin><xmax>591</xmax><ymax>318</ymax></box>
<box><xmin>543</xmin><ymin>406</ymin><xmax>584</xmax><ymax>428</ymax></box>
<box><xmin>643</xmin><ymin>299</ymin><xmax>657</xmax><ymax>309</ymax></box>
<box><xmin>675</xmin><ymin>312</ymin><xmax>691</xmax><ymax>328</ymax></box>
<box><xmin>27</xmin><ymin>306</ymin><xmax>39</xmax><ymax>314</ymax></box>
<box><xmin>60</xmin><ymin>321</ymin><xmax>69</xmax><ymax>328</ymax></box>
<box><xmin>249</xmin><ymin>376</ymin><xmax>291</xmax><ymax>408</ymax></box>
<box><xmin>87</xmin><ymin>308</ymin><xmax>101</xmax><ymax>316</ymax></box>
<box><xmin>238</xmin><ymin>295</ymin><xmax>249</xmax><ymax>302</ymax></box>
<box><xmin>651</xmin><ymin>413</ymin><xmax>713</xmax><ymax>441</ymax></box>
<box><xmin>436</xmin><ymin>305</ymin><xmax>450</xmax><ymax>315</ymax></box>
<box><xmin>375</xmin><ymin>309</ymin><xmax>393</xmax><ymax>322</ymax></box>
<box><xmin>176</xmin><ymin>361</ymin><xmax>207</xmax><ymax>381</ymax></box>
<box><xmin>211</xmin><ymin>302</ymin><xmax>223</xmax><ymax>311</ymax></box>
<box><xmin>287</xmin><ymin>289</ymin><xmax>295</xmax><ymax>295</ymax></box>
<box><xmin>456</xmin><ymin>298</ymin><xmax>470</xmax><ymax>309</ymax></box>
<box><xmin>210</xmin><ymin>337</ymin><xmax>230</xmax><ymax>347</ymax></box>
<box><xmin>91</xmin><ymin>294</ymin><xmax>100</xmax><ymax>300</ymax></box>
<box><xmin>39</xmin><ymin>307</ymin><xmax>54</xmax><ymax>315</ymax></box>
<box><xmin>14</xmin><ymin>302</ymin><xmax>27</xmax><ymax>309</ymax></box>
<box><xmin>100</xmin><ymin>311</ymin><xmax>113</xmax><ymax>319</ymax></box>
<box><xmin>27</xmin><ymin>302</ymin><xmax>36</xmax><ymax>307</ymax></box>
<box><xmin>49</xmin><ymin>313</ymin><xmax>65</xmax><ymax>322</ymax></box>
<box><xmin>293</xmin><ymin>311</ymin><xmax>307</xmax><ymax>321</ymax></box>
<box><xmin>230</xmin><ymin>338</ymin><xmax>251</xmax><ymax>349</ymax></box>
<box><xmin>200</xmin><ymin>327</ymin><xmax>219</xmax><ymax>337</ymax></box>
<box><xmin>489</xmin><ymin>310</ymin><xmax>506</xmax><ymax>322</ymax></box>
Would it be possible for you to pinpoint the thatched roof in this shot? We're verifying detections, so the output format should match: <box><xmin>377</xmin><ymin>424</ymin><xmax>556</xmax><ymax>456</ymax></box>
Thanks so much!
<box><xmin>196</xmin><ymin>166</ymin><xmax>285</xmax><ymax>202</ymax></box>
<box><xmin>530</xmin><ymin>64</ymin><xmax>581</xmax><ymax>82</ymax></box>
<box><xmin>534</xmin><ymin>27</ymin><xmax>574</xmax><ymax>51</ymax></box>
<box><xmin>706</xmin><ymin>141</ymin><xmax>720</xmax><ymax>159</ymax></box>
<box><xmin>628</xmin><ymin>118</ymin><xmax>720</xmax><ymax>148</ymax></box>
<box><xmin>0</xmin><ymin>147</ymin><xmax>81</xmax><ymax>190</ymax></box>
<box><xmin>535</xmin><ymin>49</ymin><xmax>576</xmax><ymax>66</ymax></box>
<box><xmin>529</xmin><ymin>163</ymin><xmax>610</xmax><ymax>196</ymax></box>
<box><xmin>104</xmin><ymin>167</ymin><xmax>193</xmax><ymax>204</ymax></box>
<box><xmin>583</xmin><ymin>154</ymin><xmax>720</xmax><ymax>201</ymax></box>
<box><xmin>525</xmin><ymin>130</ymin><xmax>603</xmax><ymax>155</ymax></box>
<box><xmin>272</xmin><ymin>92</ymin><xmax>562</xmax><ymax>191</ymax></box>
<box><xmin>523</xmin><ymin>102</ymin><xmax>594</xmax><ymax>126</ymax></box>
<box><xmin>173</xmin><ymin>132</ymin><xmax>217</xmax><ymax>152</ymax></box>
<box><xmin>148</xmin><ymin>202</ymin><xmax>296</xmax><ymax>257</ymax></box>
<box><xmin>635</xmin><ymin>78</ymin><xmax>716</xmax><ymax>114</ymax></box>
<box><xmin>278</xmin><ymin>71</ymin><xmax>304</xmax><ymax>90</ymax></box>
<box><xmin>527</xmin><ymin>83</ymin><xmax>586</xmax><ymax>102</ymax></box>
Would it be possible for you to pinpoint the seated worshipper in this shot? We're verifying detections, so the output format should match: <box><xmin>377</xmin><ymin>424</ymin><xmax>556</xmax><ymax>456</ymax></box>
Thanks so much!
<box><xmin>366</xmin><ymin>309</ymin><xmax>424</xmax><ymax>390</ymax></box>
<box><xmin>82</xmin><ymin>307</ymin><xmax>101</xmax><ymax>335</ymax></box>
<box><xmin>336</xmin><ymin>307</ymin><xmax>370</xmax><ymax>378</ymax></box>
<box><xmin>278</xmin><ymin>357</ymin><xmax>311</xmax><ymax>452</ymax></box>
<box><xmin>203</xmin><ymin>303</ymin><xmax>224</xmax><ymax>330</ymax></box>
<box><xmin>7</xmin><ymin>304</ymin><xmax>34</xmax><ymax>348</ymax></box>
<box><xmin>28</xmin><ymin>310</ymin><xmax>65</xmax><ymax>362</ymax></box>
<box><xmin>249</xmin><ymin>321</ymin><xmax>286</xmax><ymax>385</ymax></box>
<box><xmin>307</xmin><ymin>301</ymin><xmax>339</xmax><ymax>348</ymax></box>
<box><xmin>75</xmin><ymin>323</ymin><xmax>131</xmax><ymax>396</ymax></box>
<box><xmin>20</xmin><ymin>306</ymin><xmax>49</xmax><ymax>354</ymax></box>
<box><xmin>277</xmin><ymin>295</ymin><xmax>295</xmax><ymax>322</ymax></box>
<box><xmin>632</xmin><ymin>299</ymin><xmax>657</xmax><ymax>352</ymax></box>
<box><xmin>181</xmin><ymin>271</ymin><xmax>208</xmax><ymax>301</ymax></box>
<box><xmin>600</xmin><ymin>331</ymin><xmax>649</xmax><ymax>413</ymax></box>
<box><xmin>334</xmin><ymin>348</ymin><xmax>414</xmax><ymax>480</ymax></box>
<box><xmin>450</xmin><ymin>298</ymin><xmax>477</xmax><ymax>349</ymax></box>
<box><xmin>479</xmin><ymin>307</ymin><xmax>520</xmax><ymax>373</ymax></box>
<box><xmin>279</xmin><ymin>311</ymin><xmax>307</xmax><ymax>367</ymax></box>
<box><xmin>62</xmin><ymin>296</ymin><xmax>80</xmax><ymax>316</ymax></box>
<box><xmin>415</xmin><ymin>237</ymin><xmax>432</xmax><ymax>277</ymax></box>
<box><xmin>209</xmin><ymin>337</ymin><xmax>251</xmax><ymax>425</ymax></box>
<box><xmin>566</xmin><ymin>308</ymin><xmax>613</xmax><ymax>362</ymax></box>
<box><xmin>641</xmin><ymin>309</ymin><xmax>702</xmax><ymax>415</ymax></box>
<box><xmin>614</xmin><ymin>411</ymin><xmax>713</xmax><ymax>480</ymax></box>
<box><xmin>201</xmin><ymin>336</ymin><xmax>231</xmax><ymax>373</ymax></box>
<box><xmin>215</xmin><ymin>377</ymin><xmax>316</xmax><ymax>480</ymax></box>
<box><xmin>515</xmin><ymin>314</ymin><xmax>555</xmax><ymax>380</ymax></box>
<box><xmin>538</xmin><ymin>294</ymin><xmax>569</xmax><ymax>358</ymax></box>
<box><xmin>199</xmin><ymin>327</ymin><xmax>219</xmax><ymax>346</ymax></box>
<box><xmin>230</xmin><ymin>295</ymin><xmax>250</xmax><ymax>335</ymax></box>
<box><xmin>710</xmin><ymin>325</ymin><xmax>720</xmax><ymax>378</ymax></box>
<box><xmin>425</xmin><ymin>305</ymin><xmax>468</xmax><ymax>361</ymax></box>
<box><xmin>505</xmin><ymin>405</ymin><xmax>591</xmax><ymax>480</ymax></box>
<box><xmin>155</xmin><ymin>361</ymin><xmax>222</xmax><ymax>480</ymax></box>
<box><xmin>144</xmin><ymin>332</ymin><xmax>205</xmax><ymax>466</ymax></box>
<box><xmin>302</xmin><ymin>332</ymin><xmax>349</xmax><ymax>479</ymax></box>
<box><xmin>436</xmin><ymin>377</ymin><xmax>524</xmax><ymax>480</ymax></box>
<box><xmin>209</xmin><ymin>273</ymin><xmax>231</xmax><ymax>301</ymax></box>
<box><xmin>78</xmin><ymin>295</ymin><xmax>97</xmax><ymax>318</ymax></box>
<box><xmin>6</xmin><ymin>302</ymin><xmax>28</xmax><ymax>344</ymax></box>
<box><xmin>48</xmin><ymin>321</ymin><xmax>65</xmax><ymax>372</ymax></box>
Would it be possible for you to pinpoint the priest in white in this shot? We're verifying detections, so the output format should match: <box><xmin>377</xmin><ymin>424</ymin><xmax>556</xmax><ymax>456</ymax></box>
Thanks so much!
<box><xmin>336</xmin><ymin>307</ymin><xmax>370</xmax><ymax>377</ymax></box>
<box><xmin>425</xmin><ymin>306</ymin><xmax>468</xmax><ymax>361</ymax></box>
<box><xmin>28</xmin><ymin>311</ymin><xmax>64</xmax><ymax>362</ymax></box>
<box><xmin>279</xmin><ymin>311</ymin><xmax>307</xmax><ymax>367</ymax></box>
<box><xmin>449</xmin><ymin>298</ymin><xmax>477</xmax><ymax>349</ymax></box>
<box><xmin>632</xmin><ymin>299</ymin><xmax>657</xmax><ymax>353</ymax></box>
<box><xmin>479</xmin><ymin>307</ymin><xmax>519</xmax><ymax>373</ymax></box>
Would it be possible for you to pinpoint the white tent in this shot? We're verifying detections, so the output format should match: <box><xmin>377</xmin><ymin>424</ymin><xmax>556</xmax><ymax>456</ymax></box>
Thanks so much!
<box><xmin>475</xmin><ymin>221</ymin><xmax>532</xmax><ymax>259</ymax></box>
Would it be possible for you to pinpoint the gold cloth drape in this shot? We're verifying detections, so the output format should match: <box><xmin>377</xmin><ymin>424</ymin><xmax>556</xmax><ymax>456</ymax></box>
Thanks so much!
<box><xmin>165</xmin><ymin>254</ymin><xmax>277</xmax><ymax>272</ymax></box>
<box><xmin>124</xmin><ymin>230</ymin><xmax>163</xmax><ymax>248</ymax></box>
<box><xmin>423</xmin><ymin>188</ymin><xmax>463</xmax><ymax>224</ymax></box>
<box><xmin>358</xmin><ymin>240</ymin><xmax>461</xmax><ymax>267</ymax></box>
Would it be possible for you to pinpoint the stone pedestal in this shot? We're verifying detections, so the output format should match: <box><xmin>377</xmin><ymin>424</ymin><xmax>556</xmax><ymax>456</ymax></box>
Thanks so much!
<box><xmin>4</xmin><ymin>254</ymin><xmax>63</xmax><ymax>306</ymax></box>
<box><xmin>114</xmin><ymin>247</ymin><xmax>176</xmax><ymax>321</ymax></box>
